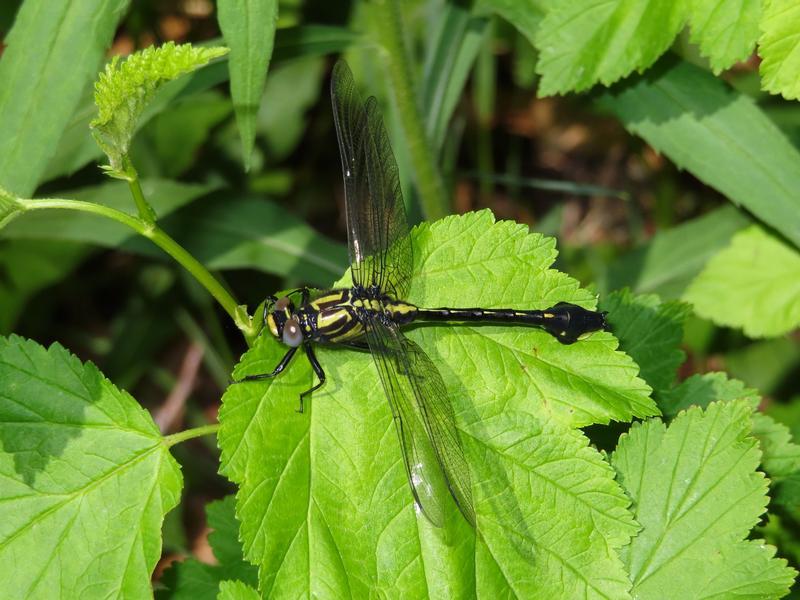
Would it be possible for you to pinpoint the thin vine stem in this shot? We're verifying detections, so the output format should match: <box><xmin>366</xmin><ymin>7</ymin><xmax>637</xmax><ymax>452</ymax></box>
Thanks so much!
<box><xmin>16</xmin><ymin>197</ymin><xmax>256</xmax><ymax>338</ymax></box>
<box><xmin>371</xmin><ymin>0</ymin><xmax>449</xmax><ymax>220</ymax></box>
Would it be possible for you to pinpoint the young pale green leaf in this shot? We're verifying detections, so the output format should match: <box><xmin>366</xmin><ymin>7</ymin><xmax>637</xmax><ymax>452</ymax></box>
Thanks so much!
<box><xmin>597</xmin><ymin>59</ymin><xmax>800</xmax><ymax>249</ymax></box>
<box><xmin>684</xmin><ymin>225</ymin><xmax>800</xmax><ymax>338</ymax></box>
<box><xmin>601</xmin><ymin>289</ymin><xmax>689</xmax><ymax>397</ymax></box>
<box><xmin>219</xmin><ymin>211</ymin><xmax>654</xmax><ymax>597</ymax></box>
<box><xmin>534</xmin><ymin>0</ymin><xmax>688</xmax><ymax>95</ymax></box>
<box><xmin>0</xmin><ymin>0</ymin><xmax>130</xmax><ymax>197</ymax></box>
<box><xmin>759</xmin><ymin>0</ymin><xmax>800</xmax><ymax>100</ymax></box>
<box><xmin>217</xmin><ymin>0</ymin><xmax>279</xmax><ymax>171</ymax></box>
<box><xmin>612</xmin><ymin>400</ymin><xmax>795</xmax><ymax>599</ymax></box>
<box><xmin>688</xmin><ymin>0</ymin><xmax>761</xmax><ymax>73</ymax></box>
<box><xmin>158</xmin><ymin>496</ymin><xmax>257</xmax><ymax>600</ymax></box>
<box><xmin>218</xmin><ymin>580</ymin><xmax>261</xmax><ymax>600</ymax></box>
<box><xmin>91</xmin><ymin>42</ymin><xmax>228</xmax><ymax>175</ymax></box>
<box><xmin>0</xmin><ymin>335</ymin><xmax>182</xmax><ymax>598</ymax></box>
<box><xmin>606</xmin><ymin>205</ymin><xmax>751</xmax><ymax>300</ymax></box>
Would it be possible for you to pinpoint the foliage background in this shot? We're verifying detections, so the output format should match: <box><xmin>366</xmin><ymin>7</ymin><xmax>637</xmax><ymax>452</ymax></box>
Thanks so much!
<box><xmin>1</xmin><ymin>0</ymin><xmax>800</xmax><ymax>597</ymax></box>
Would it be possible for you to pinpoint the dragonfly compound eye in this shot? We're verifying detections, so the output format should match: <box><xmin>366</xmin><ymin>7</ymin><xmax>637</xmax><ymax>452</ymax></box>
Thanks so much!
<box><xmin>282</xmin><ymin>318</ymin><xmax>303</xmax><ymax>347</ymax></box>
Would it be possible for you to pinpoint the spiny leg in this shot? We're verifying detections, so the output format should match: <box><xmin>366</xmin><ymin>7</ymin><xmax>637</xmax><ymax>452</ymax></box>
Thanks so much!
<box><xmin>236</xmin><ymin>346</ymin><xmax>298</xmax><ymax>382</ymax></box>
<box><xmin>297</xmin><ymin>344</ymin><xmax>326</xmax><ymax>413</ymax></box>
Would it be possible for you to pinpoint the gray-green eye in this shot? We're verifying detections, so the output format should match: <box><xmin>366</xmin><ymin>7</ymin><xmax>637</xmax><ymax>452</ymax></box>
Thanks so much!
<box><xmin>282</xmin><ymin>318</ymin><xmax>303</xmax><ymax>347</ymax></box>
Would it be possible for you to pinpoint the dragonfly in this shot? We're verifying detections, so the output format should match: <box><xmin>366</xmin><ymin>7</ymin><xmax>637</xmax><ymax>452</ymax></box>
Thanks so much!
<box><xmin>239</xmin><ymin>60</ymin><xmax>608</xmax><ymax>527</ymax></box>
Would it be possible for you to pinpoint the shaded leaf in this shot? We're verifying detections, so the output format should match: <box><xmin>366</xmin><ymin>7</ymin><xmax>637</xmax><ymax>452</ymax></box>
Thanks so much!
<box><xmin>612</xmin><ymin>400</ymin><xmax>795</xmax><ymax>599</ymax></box>
<box><xmin>0</xmin><ymin>0</ymin><xmax>130</xmax><ymax>196</ymax></box>
<box><xmin>0</xmin><ymin>336</ymin><xmax>182</xmax><ymax>598</ymax></box>
<box><xmin>601</xmin><ymin>289</ymin><xmax>689</xmax><ymax>396</ymax></box>
<box><xmin>606</xmin><ymin>205</ymin><xmax>751</xmax><ymax>300</ymax></box>
<box><xmin>659</xmin><ymin>371</ymin><xmax>759</xmax><ymax>418</ymax></box>
<box><xmin>684</xmin><ymin>225</ymin><xmax>800</xmax><ymax>338</ymax></box>
<box><xmin>218</xmin><ymin>0</ymin><xmax>279</xmax><ymax>170</ymax></box>
<box><xmin>219</xmin><ymin>211</ymin><xmax>654</xmax><ymax>597</ymax></box>
<box><xmin>158</xmin><ymin>496</ymin><xmax>257</xmax><ymax>600</ymax></box>
<box><xmin>598</xmin><ymin>58</ymin><xmax>800</xmax><ymax>249</ymax></box>
<box><xmin>218</xmin><ymin>580</ymin><xmax>260</xmax><ymax>600</ymax></box>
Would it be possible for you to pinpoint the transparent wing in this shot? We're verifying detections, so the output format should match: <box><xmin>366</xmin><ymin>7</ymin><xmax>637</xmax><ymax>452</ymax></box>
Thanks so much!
<box><xmin>330</xmin><ymin>60</ymin><xmax>412</xmax><ymax>299</ymax></box>
<box><xmin>364</xmin><ymin>316</ymin><xmax>475</xmax><ymax>527</ymax></box>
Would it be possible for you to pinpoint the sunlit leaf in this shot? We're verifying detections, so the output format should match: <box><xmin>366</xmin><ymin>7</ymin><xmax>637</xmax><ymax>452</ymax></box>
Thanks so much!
<box><xmin>759</xmin><ymin>0</ymin><xmax>800</xmax><ymax>100</ymax></box>
<box><xmin>613</xmin><ymin>400</ymin><xmax>795</xmax><ymax>599</ymax></box>
<box><xmin>0</xmin><ymin>336</ymin><xmax>182</xmax><ymax>598</ymax></box>
<box><xmin>688</xmin><ymin>0</ymin><xmax>760</xmax><ymax>72</ymax></box>
<box><xmin>684</xmin><ymin>225</ymin><xmax>800</xmax><ymax>338</ymax></box>
<box><xmin>219</xmin><ymin>211</ymin><xmax>654</xmax><ymax>596</ymax></box>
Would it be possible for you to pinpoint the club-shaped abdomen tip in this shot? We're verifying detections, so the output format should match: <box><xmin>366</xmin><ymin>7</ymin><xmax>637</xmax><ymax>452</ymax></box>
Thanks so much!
<box><xmin>543</xmin><ymin>302</ymin><xmax>608</xmax><ymax>344</ymax></box>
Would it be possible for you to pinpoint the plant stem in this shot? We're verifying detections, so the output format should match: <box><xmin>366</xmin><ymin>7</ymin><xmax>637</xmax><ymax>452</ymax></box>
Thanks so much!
<box><xmin>123</xmin><ymin>156</ymin><xmax>158</xmax><ymax>224</ymax></box>
<box><xmin>163</xmin><ymin>423</ymin><xmax>220</xmax><ymax>447</ymax></box>
<box><xmin>16</xmin><ymin>197</ymin><xmax>256</xmax><ymax>337</ymax></box>
<box><xmin>371</xmin><ymin>0</ymin><xmax>449</xmax><ymax>221</ymax></box>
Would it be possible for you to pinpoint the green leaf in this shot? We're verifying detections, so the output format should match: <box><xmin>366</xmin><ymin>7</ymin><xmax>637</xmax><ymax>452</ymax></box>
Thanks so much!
<box><xmin>759</xmin><ymin>0</ymin><xmax>800</xmax><ymax>100</ymax></box>
<box><xmin>2</xmin><ymin>179</ymin><xmax>217</xmax><ymax>248</ymax></box>
<box><xmin>534</xmin><ymin>0</ymin><xmax>688</xmax><ymax>95</ymax></box>
<box><xmin>659</xmin><ymin>371</ymin><xmax>759</xmax><ymax>418</ymax></box>
<box><xmin>474</xmin><ymin>0</ymin><xmax>547</xmax><ymax>47</ymax></box>
<box><xmin>218</xmin><ymin>580</ymin><xmax>260</xmax><ymax>600</ymax></box>
<box><xmin>687</xmin><ymin>0</ymin><xmax>761</xmax><ymax>72</ymax></box>
<box><xmin>597</xmin><ymin>58</ymin><xmax>800</xmax><ymax>249</ymax></box>
<box><xmin>0</xmin><ymin>335</ymin><xmax>182</xmax><ymax>598</ymax></box>
<box><xmin>218</xmin><ymin>0</ymin><xmax>279</xmax><ymax>171</ymax></box>
<box><xmin>683</xmin><ymin>225</ymin><xmax>800</xmax><ymax>338</ymax></box>
<box><xmin>612</xmin><ymin>400</ymin><xmax>795</xmax><ymax>599</ymax></box>
<box><xmin>159</xmin><ymin>196</ymin><xmax>348</xmax><ymax>287</ymax></box>
<box><xmin>131</xmin><ymin>91</ymin><xmax>232</xmax><ymax>178</ymax></box>
<box><xmin>606</xmin><ymin>205</ymin><xmax>751</xmax><ymax>300</ymax></box>
<box><xmin>158</xmin><ymin>496</ymin><xmax>257</xmax><ymax>600</ymax></box>
<box><xmin>600</xmin><ymin>289</ymin><xmax>689</xmax><ymax>396</ymax></box>
<box><xmin>91</xmin><ymin>42</ymin><xmax>228</xmax><ymax>175</ymax></box>
<box><xmin>219</xmin><ymin>211</ymin><xmax>655</xmax><ymax>596</ymax></box>
<box><xmin>0</xmin><ymin>185</ymin><xmax>23</xmax><ymax>229</ymax></box>
<box><xmin>272</xmin><ymin>25</ymin><xmax>361</xmax><ymax>62</ymax></box>
<box><xmin>0</xmin><ymin>241</ymin><xmax>88</xmax><ymax>333</ymax></box>
<box><xmin>256</xmin><ymin>57</ymin><xmax>325</xmax><ymax>162</ymax></box>
<box><xmin>0</xmin><ymin>0</ymin><xmax>130</xmax><ymax>197</ymax></box>
<box><xmin>752</xmin><ymin>413</ymin><xmax>800</xmax><ymax>481</ymax></box>
<box><xmin>421</xmin><ymin>3</ymin><xmax>489</xmax><ymax>153</ymax></box>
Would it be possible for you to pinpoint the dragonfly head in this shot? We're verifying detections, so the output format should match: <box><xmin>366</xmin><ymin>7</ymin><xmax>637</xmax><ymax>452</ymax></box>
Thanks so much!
<box><xmin>266</xmin><ymin>296</ymin><xmax>304</xmax><ymax>347</ymax></box>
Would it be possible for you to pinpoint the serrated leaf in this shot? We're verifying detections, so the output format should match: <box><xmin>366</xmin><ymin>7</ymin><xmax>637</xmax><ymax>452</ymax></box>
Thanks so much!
<box><xmin>601</xmin><ymin>289</ymin><xmax>689</xmax><ymax>396</ymax></box>
<box><xmin>534</xmin><ymin>0</ymin><xmax>688</xmax><ymax>95</ymax></box>
<box><xmin>684</xmin><ymin>225</ymin><xmax>800</xmax><ymax>338</ymax></box>
<box><xmin>0</xmin><ymin>0</ymin><xmax>130</xmax><ymax>197</ymax></box>
<box><xmin>759</xmin><ymin>0</ymin><xmax>800</xmax><ymax>100</ymax></box>
<box><xmin>218</xmin><ymin>0</ymin><xmax>279</xmax><ymax>171</ymax></box>
<box><xmin>688</xmin><ymin>0</ymin><xmax>761</xmax><ymax>72</ymax></box>
<box><xmin>219</xmin><ymin>211</ymin><xmax>654</xmax><ymax>596</ymax></box>
<box><xmin>91</xmin><ymin>42</ymin><xmax>228</xmax><ymax>173</ymax></box>
<box><xmin>752</xmin><ymin>413</ymin><xmax>800</xmax><ymax>480</ymax></box>
<box><xmin>612</xmin><ymin>400</ymin><xmax>795</xmax><ymax>599</ymax></box>
<box><xmin>158</xmin><ymin>496</ymin><xmax>257</xmax><ymax>600</ymax></box>
<box><xmin>218</xmin><ymin>580</ymin><xmax>260</xmax><ymax>600</ymax></box>
<box><xmin>597</xmin><ymin>58</ymin><xmax>800</xmax><ymax>249</ymax></box>
<box><xmin>659</xmin><ymin>371</ymin><xmax>759</xmax><ymax>418</ymax></box>
<box><xmin>0</xmin><ymin>335</ymin><xmax>182</xmax><ymax>598</ymax></box>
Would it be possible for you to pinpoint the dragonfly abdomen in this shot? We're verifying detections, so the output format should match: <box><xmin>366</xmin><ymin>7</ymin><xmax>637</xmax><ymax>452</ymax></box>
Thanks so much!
<box><xmin>415</xmin><ymin>302</ymin><xmax>607</xmax><ymax>345</ymax></box>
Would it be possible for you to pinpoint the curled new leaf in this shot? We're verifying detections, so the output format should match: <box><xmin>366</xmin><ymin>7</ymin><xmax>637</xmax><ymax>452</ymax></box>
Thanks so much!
<box><xmin>90</xmin><ymin>42</ymin><xmax>228</xmax><ymax>176</ymax></box>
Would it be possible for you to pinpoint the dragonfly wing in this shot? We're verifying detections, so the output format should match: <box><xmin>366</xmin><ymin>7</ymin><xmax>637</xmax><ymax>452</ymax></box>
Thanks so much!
<box><xmin>364</xmin><ymin>316</ymin><xmax>476</xmax><ymax>527</ymax></box>
<box><xmin>330</xmin><ymin>61</ymin><xmax>412</xmax><ymax>300</ymax></box>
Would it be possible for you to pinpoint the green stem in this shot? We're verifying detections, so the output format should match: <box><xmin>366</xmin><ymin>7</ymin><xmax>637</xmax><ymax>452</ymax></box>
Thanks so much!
<box><xmin>371</xmin><ymin>0</ymin><xmax>449</xmax><ymax>220</ymax></box>
<box><xmin>123</xmin><ymin>156</ymin><xmax>158</xmax><ymax>224</ymax></box>
<box><xmin>17</xmin><ymin>197</ymin><xmax>256</xmax><ymax>338</ymax></box>
<box><xmin>164</xmin><ymin>423</ymin><xmax>221</xmax><ymax>447</ymax></box>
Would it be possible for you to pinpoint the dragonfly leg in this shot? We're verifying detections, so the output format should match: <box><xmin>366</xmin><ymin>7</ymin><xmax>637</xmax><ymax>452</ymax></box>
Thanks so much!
<box><xmin>297</xmin><ymin>344</ymin><xmax>326</xmax><ymax>413</ymax></box>
<box><xmin>236</xmin><ymin>346</ymin><xmax>298</xmax><ymax>382</ymax></box>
